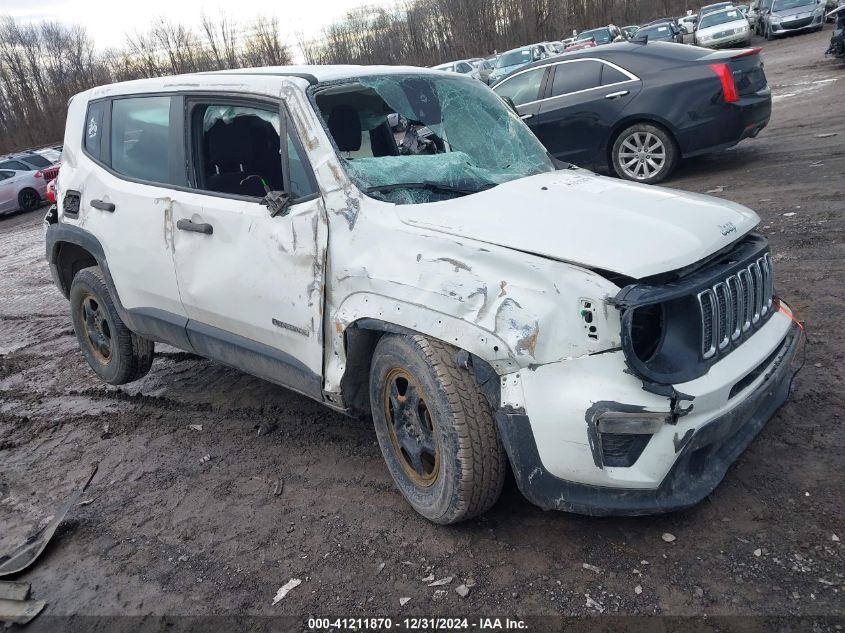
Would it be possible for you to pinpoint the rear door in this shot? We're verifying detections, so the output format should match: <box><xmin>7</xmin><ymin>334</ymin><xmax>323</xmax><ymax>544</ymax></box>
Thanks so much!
<box><xmin>170</xmin><ymin>96</ymin><xmax>327</xmax><ymax>396</ymax></box>
<box><xmin>74</xmin><ymin>95</ymin><xmax>188</xmax><ymax>328</ymax></box>
<box><xmin>533</xmin><ymin>59</ymin><xmax>641</xmax><ymax>165</ymax></box>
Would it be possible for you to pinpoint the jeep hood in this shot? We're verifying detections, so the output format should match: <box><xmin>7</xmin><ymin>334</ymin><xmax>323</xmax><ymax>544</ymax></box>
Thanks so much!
<box><xmin>395</xmin><ymin>170</ymin><xmax>760</xmax><ymax>280</ymax></box>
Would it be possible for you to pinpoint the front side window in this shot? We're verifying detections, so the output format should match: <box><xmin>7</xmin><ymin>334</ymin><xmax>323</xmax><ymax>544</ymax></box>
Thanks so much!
<box><xmin>494</xmin><ymin>67</ymin><xmax>546</xmax><ymax>106</ymax></box>
<box><xmin>315</xmin><ymin>74</ymin><xmax>554</xmax><ymax>205</ymax></box>
<box><xmin>550</xmin><ymin>61</ymin><xmax>603</xmax><ymax>97</ymax></box>
<box><xmin>191</xmin><ymin>103</ymin><xmax>316</xmax><ymax>200</ymax></box>
<box><xmin>111</xmin><ymin>96</ymin><xmax>171</xmax><ymax>184</ymax></box>
<box><xmin>84</xmin><ymin>100</ymin><xmax>106</xmax><ymax>160</ymax></box>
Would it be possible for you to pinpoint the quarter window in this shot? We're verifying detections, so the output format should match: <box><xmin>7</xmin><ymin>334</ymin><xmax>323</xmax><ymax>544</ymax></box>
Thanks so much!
<box><xmin>0</xmin><ymin>170</ymin><xmax>12</xmax><ymax>181</ymax></box>
<box><xmin>550</xmin><ymin>61</ymin><xmax>603</xmax><ymax>97</ymax></box>
<box><xmin>601</xmin><ymin>64</ymin><xmax>631</xmax><ymax>85</ymax></box>
<box><xmin>111</xmin><ymin>96</ymin><xmax>172</xmax><ymax>184</ymax></box>
<box><xmin>84</xmin><ymin>100</ymin><xmax>106</xmax><ymax>160</ymax></box>
<box><xmin>494</xmin><ymin>67</ymin><xmax>546</xmax><ymax>106</ymax></box>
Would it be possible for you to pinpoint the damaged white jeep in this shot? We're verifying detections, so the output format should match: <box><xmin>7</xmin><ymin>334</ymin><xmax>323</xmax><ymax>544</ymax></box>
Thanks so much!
<box><xmin>46</xmin><ymin>66</ymin><xmax>803</xmax><ymax>523</ymax></box>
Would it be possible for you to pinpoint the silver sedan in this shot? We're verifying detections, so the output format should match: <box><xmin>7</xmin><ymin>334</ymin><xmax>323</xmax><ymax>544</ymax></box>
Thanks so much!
<box><xmin>695</xmin><ymin>7</ymin><xmax>753</xmax><ymax>47</ymax></box>
<box><xmin>0</xmin><ymin>169</ymin><xmax>48</xmax><ymax>214</ymax></box>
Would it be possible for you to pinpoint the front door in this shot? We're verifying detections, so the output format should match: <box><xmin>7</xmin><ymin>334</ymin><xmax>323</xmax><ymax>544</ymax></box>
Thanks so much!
<box><xmin>171</xmin><ymin>99</ymin><xmax>326</xmax><ymax>397</ymax></box>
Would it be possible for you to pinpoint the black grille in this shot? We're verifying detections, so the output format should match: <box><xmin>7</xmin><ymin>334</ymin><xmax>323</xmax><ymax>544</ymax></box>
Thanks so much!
<box><xmin>698</xmin><ymin>254</ymin><xmax>774</xmax><ymax>359</ymax></box>
<box><xmin>781</xmin><ymin>17</ymin><xmax>812</xmax><ymax>29</ymax></box>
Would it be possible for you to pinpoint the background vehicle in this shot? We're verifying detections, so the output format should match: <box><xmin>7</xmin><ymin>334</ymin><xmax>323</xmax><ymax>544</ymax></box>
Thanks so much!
<box><xmin>700</xmin><ymin>2</ymin><xmax>737</xmax><ymax>19</ymax></box>
<box><xmin>0</xmin><ymin>152</ymin><xmax>56</xmax><ymax>171</ymax></box>
<box><xmin>34</xmin><ymin>147</ymin><xmax>62</xmax><ymax>164</ymax></box>
<box><xmin>637</xmin><ymin>20</ymin><xmax>686</xmax><ymax>42</ymax></box>
<box><xmin>566</xmin><ymin>25</ymin><xmax>626</xmax><ymax>50</ymax></box>
<box><xmin>0</xmin><ymin>168</ymin><xmax>47</xmax><ymax>214</ymax></box>
<box><xmin>679</xmin><ymin>14</ymin><xmax>700</xmax><ymax>32</ymax></box>
<box><xmin>488</xmin><ymin>45</ymin><xmax>543</xmax><ymax>83</ymax></box>
<box><xmin>468</xmin><ymin>57</ymin><xmax>495</xmax><ymax>83</ymax></box>
<box><xmin>762</xmin><ymin>0</ymin><xmax>826</xmax><ymax>39</ymax></box>
<box><xmin>492</xmin><ymin>41</ymin><xmax>771</xmax><ymax>184</ymax></box>
<box><xmin>695</xmin><ymin>7</ymin><xmax>753</xmax><ymax>46</ymax></box>
<box><xmin>622</xmin><ymin>25</ymin><xmax>641</xmax><ymax>37</ymax></box>
<box><xmin>432</xmin><ymin>59</ymin><xmax>482</xmax><ymax>81</ymax></box>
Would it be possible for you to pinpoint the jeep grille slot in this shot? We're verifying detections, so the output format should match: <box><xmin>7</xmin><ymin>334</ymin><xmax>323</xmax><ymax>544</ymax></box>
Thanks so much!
<box><xmin>697</xmin><ymin>257</ymin><xmax>774</xmax><ymax>362</ymax></box>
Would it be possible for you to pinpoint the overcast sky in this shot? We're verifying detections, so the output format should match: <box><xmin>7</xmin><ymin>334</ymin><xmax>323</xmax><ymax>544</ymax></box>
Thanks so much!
<box><xmin>2</xmin><ymin>0</ymin><xmax>393</xmax><ymax>55</ymax></box>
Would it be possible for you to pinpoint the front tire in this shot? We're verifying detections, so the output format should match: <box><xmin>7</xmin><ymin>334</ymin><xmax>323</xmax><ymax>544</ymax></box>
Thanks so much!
<box><xmin>70</xmin><ymin>266</ymin><xmax>154</xmax><ymax>385</ymax></box>
<box><xmin>369</xmin><ymin>334</ymin><xmax>506</xmax><ymax>524</ymax></box>
<box><xmin>766</xmin><ymin>25</ymin><xmax>775</xmax><ymax>40</ymax></box>
<box><xmin>611</xmin><ymin>123</ymin><xmax>678</xmax><ymax>184</ymax></box>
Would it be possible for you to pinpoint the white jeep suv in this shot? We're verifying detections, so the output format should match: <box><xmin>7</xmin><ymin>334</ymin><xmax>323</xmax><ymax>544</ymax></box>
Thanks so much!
<box><xmin>46</xmin><ymin>66</ymin><xmax>803</xmax><ymax>523</ymax></box>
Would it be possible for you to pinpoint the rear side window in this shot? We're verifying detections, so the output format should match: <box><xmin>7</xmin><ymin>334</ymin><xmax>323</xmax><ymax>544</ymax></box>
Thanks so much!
<box><xmin>111</xmin><ymin>96</ymin><xmax>172</xmax><ymax>184</ymax></box>
<box><xmin>0</xmin><ymin>170</ymin><xmax>12</xmax><ymax>181</ymax></box>
<box><xmin>551</xmin><ymin>61</ymin><xmax>603</xmax><ymax>97</ymax></box>
<box><xmin>494</xmin><ymin>67</ymin><xmax>546</xmax><ymax>106</ymax></box>
<box><xmin>84</xmin><ymin>100</ymin><xmax>107</xmax><ymax>160</ymax></box>
<box><xmin>0</xmin><ymin>160</ymin><xmax>28</xmax><ymax>171</ymax></box>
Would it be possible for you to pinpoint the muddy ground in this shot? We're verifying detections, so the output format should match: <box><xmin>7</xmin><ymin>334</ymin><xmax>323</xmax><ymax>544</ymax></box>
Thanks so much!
<box><xmin>1</xmin><ymin>27</ymin><xmax>843</xmax><ymax>630</ymax></box>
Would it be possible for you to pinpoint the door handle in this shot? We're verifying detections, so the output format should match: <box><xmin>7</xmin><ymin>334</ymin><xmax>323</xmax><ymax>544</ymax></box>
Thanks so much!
<box><xmin>520</xmin><ymin>113</ymin><xmax>535</xmax><ymax>120</ymax></box>
<box><xmin>90</xmin><ymin>199</ymin><xmax>115</xmax><ymax>212</ymax></box>
<box><xmin>176</xmin><ymin>218</ymin><xmax>213</xmax><ymax>235</ymax></box>
<box><xmin>605</xmin><ymin>90</ymin><xmax>630</xmax><ymax>99</ymax></box>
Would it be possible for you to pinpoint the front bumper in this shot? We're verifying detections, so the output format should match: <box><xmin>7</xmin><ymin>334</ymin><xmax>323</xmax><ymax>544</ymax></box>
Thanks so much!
<box><xmin>770</xmin><ymin>14</ymin><xmax>824</xmax><ymax>34</ymax></box>
<box><xmin>496</xmin><ymin>318</ymin><xmax>803</xmax><ymax>516</ymax></box>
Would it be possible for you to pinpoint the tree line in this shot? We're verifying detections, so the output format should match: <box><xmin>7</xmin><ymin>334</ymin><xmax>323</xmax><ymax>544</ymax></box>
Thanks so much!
<box><xmin>1</xmin><ymin>0</ymin><xmax>694</xmax><ymax>154</ymax></box>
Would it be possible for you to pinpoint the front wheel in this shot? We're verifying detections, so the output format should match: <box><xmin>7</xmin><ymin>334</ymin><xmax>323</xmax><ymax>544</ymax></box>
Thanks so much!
<box><xmin>70</xmin><ymin>266</ymin><xmax>154</xmax><ymax>385</ymax></box>
<box><xmin>369</xmin><ymin>334</ymin><xmax>506</xmax><ymax>524</ymax></box>
<box><xmin>611</xmin><ymin>123</ymin><xmax>679</xmax><ymax>184</ymax></box>
<box><xmin>766</xmin><ymin>25</ymin><xmax>775</xmax><ymax>40</ymax></box>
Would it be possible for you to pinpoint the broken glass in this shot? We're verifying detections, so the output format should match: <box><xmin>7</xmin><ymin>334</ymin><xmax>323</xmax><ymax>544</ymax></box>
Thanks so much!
<box><xmin>314</xmin><ymin>74</ymin><xmax>555</xmax><ymax>204</ymax></box>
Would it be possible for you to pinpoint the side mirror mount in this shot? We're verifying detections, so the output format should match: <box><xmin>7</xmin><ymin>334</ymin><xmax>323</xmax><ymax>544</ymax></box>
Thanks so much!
<box><xmin>241</xmin><ymin>174</ymin><xmax>291</xmax><ymax>217</ymax></box>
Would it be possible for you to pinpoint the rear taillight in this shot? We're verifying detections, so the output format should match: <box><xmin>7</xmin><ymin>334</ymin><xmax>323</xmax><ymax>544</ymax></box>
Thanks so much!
<box><xmin>35</xmin><ymin>170</ymin><xmax>43</xmax><ymax>179</ymax></box>
<box><xmin>709</xmin><ymin>63</ymin><xmax>739</xmax><ymax>103</ymax></box>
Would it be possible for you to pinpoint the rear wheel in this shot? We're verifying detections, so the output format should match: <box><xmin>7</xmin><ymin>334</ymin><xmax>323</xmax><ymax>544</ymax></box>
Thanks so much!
<box><xmin>611</xmin><ymin>123</ymin><xmax>678</xmax><ymax>184</ymax></box>
<box><xmin>18</xmin><ymin>188</ymin><xmax>39</xmax><ymax>212</ymax></box>
<box><xmin>70</xmin><ymin>266</ymin><xmax>154</xmax><ymax>385</ymax></box>
<box><xmin>369</xmin><ymin>334</ymin><xmax>506</xmax><ymax>524</ymax></box>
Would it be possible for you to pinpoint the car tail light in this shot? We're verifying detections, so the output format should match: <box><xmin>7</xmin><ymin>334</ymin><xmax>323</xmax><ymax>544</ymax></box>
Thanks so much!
<box><xmin>35</xmin><ymin>170</ymin><xmax>43</xmax><ymax>179</ymax></box>
<box><xmin>709</xmin><ymin>63</ymin><xmax>739</xmax><ymax>103</ymax></box>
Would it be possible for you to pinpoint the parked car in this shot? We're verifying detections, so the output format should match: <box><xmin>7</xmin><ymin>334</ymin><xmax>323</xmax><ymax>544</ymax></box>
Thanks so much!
<box><xmin>761</xmin><ymin>0</ymin><xmax>827</xmax><ymax>38</ymax></box>
<box><xmin>432</xmin><ymin>59</ymin><xmax>483</xmax><ymax>81</ymax></box>
<box><xmin>0</xmin><ymin>168</ymin><xmax>47</xmax><ymax>214</ymax></box>
<box><xmin>700</xmin><ymin>2</ymin><xmax>737</xmax><ymax>19</ymax></box>
<box><xmin>492</xmin><ymin>41</ymin><xmax>771</xmax><ymax>184</ymax></box>
<box><xmin>695</xmin><ymin>6</ymin><xmax>753</xmax><ymax>46</ymax></box>
<box><xmin>468</xmin><ymin>57</ymin><xmax>495</xmax><ymax>83</ymax></box>
<box><xmin>488</xmin><ymin>45</ymin><xmax>544</xmax><ymax>83</ymax></box>
<box><xmin>567</xmin><ymin>25</ymin><xmax>627</xmax><ymax>50</ymax></box>
<box><xmin>679</xmin><ymin>14</ymin><xmax>700</xmax><ymax>32</ymax></box>
<box><xmin>35</xmin><ymin>147</ymin><xmax>62</xmax><ymax>164</ymax></box>
<box><xmin>636</xmin><ymin>20</ymin><xmax>686</xmax><ymax>42</ymax></box>
<box><xmin>751</xmin><ymin>0</ymin><xmax>775</xmax><ymax>32</ymax></box>
<box><xmin>622</xmin><ymin>25</ymin><xmax>641</xmax><ymax>38</ymax></box>
<box><xmin>0</xmin><ymin>152</ymin><xmax>55</xmax><ymax>172</ymax></box>
<box><xmin>47</xmin><ymin>65</ymin><xmax>800</xmax><ymax>523</ymax></box>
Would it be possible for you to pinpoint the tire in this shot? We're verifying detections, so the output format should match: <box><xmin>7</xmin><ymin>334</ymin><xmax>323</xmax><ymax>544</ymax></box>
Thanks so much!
<box><xmin>766</xmin><ymin>25</ymin><xmax>775</xmax><ymax>41</ymax></box>
<box><xmin>611</xmin><ymin>122</ymin><xmax>679</xmax><ymax>185</ymax></box>
<box><xmin>369</xmin><ymin>334</ymin><xmax>506</xmax><ymax>524</ymax></box>
<box><xmin>70</xmin><ymin>266</ymin><xmax>154</xmax><ymax>385</ymax></box>
<box><xmin>18</xmin><ymin>188</ymin><xmax>39</xmax><ymax>212</ymax></box>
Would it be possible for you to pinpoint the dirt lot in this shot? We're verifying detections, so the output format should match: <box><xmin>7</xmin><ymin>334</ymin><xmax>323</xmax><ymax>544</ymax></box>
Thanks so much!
<box><xmin>1</xmin><ymin>27</ymin><xmax>843</xmax><ymax>630</ymax></box>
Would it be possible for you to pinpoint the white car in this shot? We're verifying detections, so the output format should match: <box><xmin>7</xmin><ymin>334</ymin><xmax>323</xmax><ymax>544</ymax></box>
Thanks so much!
<box><xmin>432</xmin><ymin>60</ymin><xmax>483</xmax><ymax>81</ymax></box>
<box><xmin>0</xmin><ymin>168</ymin><xmax>47</xmax><ymax>214</ymax></box>
<box><xmin>680</xmin><ymin>14</ymin><xmax>699</xmax><ymax>33</ymax></box>
<box><xmin>46</xmin><ymin>66</ymin><xmax>803</xmax><ymax>523</ymax></box>
<box><xmin>695</xmin><ymin>7</ymin><xmax>753</xmax><ymax>46</ymax></box>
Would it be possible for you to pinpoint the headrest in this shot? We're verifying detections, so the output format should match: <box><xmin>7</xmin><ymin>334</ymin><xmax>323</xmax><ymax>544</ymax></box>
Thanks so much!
<box><xmin>328</xmin><ymin>105</ymin><xmax>362</xmax><ymax>152</ymax></box>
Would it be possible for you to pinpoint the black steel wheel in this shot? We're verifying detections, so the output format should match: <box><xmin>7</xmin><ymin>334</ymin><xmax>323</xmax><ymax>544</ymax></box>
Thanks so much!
<box><xmin>18</xmin><ymin>188</ymin><xmax>39</xmax><ymax>212</ymax></box>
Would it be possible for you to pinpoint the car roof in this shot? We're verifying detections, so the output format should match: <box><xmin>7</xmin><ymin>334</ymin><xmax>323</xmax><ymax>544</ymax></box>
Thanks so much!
<box><xmin>77</xmin><ymin>65</ymin><xmax>455</xmax><ymax>100</ymax></box>
<box><xmin>702</xmin><ymin>6</ymin><xmax>745</xmax><ymax>18</ymax></box>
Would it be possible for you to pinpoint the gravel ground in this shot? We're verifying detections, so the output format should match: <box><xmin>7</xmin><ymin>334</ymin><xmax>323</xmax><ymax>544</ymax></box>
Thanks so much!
<box><xmin>1</xmin><ymin>27</ymin><xmax>843</xmax><ymax>630</ymax></box>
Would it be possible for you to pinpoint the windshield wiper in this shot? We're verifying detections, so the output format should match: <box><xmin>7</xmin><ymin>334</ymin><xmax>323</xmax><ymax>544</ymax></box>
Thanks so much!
<box><xmin>365</xmin><ymin>181</ymin><xmax>496</xmax><ymax>197</ymax></box>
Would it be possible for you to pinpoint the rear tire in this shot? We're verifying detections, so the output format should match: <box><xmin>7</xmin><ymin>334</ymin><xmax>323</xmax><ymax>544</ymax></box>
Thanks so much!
<box><xmin>70</xmin><ymin>266</ymin><xmax>154</xmax><ymax>385</ymax></box>
<box><xmin>369</xmin><ymin>334</ymin><xmax>506</xmax><ymax>524</ymax></box>
<box><xmin>611</xmin><ymin>122</ymin><xmax>679</xmax><ymax>185</ymax></box>
<box><xmin>18</xmin><ymin>188</ymin><xmax>39</xmax><ymax>212</ymax></box>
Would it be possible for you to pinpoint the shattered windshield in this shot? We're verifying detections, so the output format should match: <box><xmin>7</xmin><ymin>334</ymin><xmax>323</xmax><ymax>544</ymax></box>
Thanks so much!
<box><xmin>313</xmin><ymin>74</ymin><xmax>555</xmax><ymax>205</ymax></box>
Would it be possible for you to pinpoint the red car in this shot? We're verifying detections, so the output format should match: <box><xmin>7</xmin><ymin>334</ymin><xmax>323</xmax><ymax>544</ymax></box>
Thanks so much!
<box><xmin>566</xmin><ymin>25</ymin><xmax>626</xmax><ymax>51</ymax></box>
